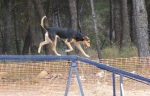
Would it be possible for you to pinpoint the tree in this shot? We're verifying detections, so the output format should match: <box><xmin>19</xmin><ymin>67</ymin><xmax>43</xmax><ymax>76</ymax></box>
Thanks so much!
<box><xmin>109</xmin><ymin>0</ymin><xmax>113</xmax><ymax>44</ymax></box>
<box><xmin>68</xmin><ymin>0</ymin><xmax>78</xmax><ymax>30</ymax></box>
<box><xmin>120</xmin><ymin>0</ymin><xmax>131</xmax><ymax>49</ymax></box>
<box><xmin>22</xmin><ymin>30</ymin><xmax>31</xmax><ymax>55</ymax></box>
<box><xmin>90</xmin><ymin>0</ymin><xmax>102</xmax><ymax>59</ymax></box>
<box><xmin>132</xmin><ymin>0</ymin><xmax>149</xmax><ymax>57</ymax></box>
<box><xmin>28</xmin><ymin>0</ymin><xmax>38</xmax><ymax>54</ymax></box>
<box><xmin>67</xmin><ymin>0</ymin><xmax>78</xmax><ymax>55</ymax></box>
<box><xmin>113</xmin><ymin>0</ymin><xmax>121</xmax><ymax>46</ymax></box>
<box><xmin>128</xmin><ymin>0</ymin><xmax>136</xmax><ymax>44</ymax></box>
<box><xmin>32</xmin><ymin>0</ymin><xmax>52</xmax><ymax>55</ymax></box>
<box><xmin>22</xmin><ymin>0</ymin><xmax>38</xmax><ymax>55</ymax></box>
<box><xmin>13</xmin><ymin>0</ymin><xmax>21</xmax><ymax>55</ymax></box>
<box><xmin>2</xmin><ymin>0</ymin><xmax>12</xmax><ymax>54</ymax></box>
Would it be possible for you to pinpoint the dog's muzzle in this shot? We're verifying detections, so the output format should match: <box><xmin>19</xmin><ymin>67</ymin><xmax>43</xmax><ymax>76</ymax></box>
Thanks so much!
<box><xmin>83</xmin><ymin>44</ymin><xmax>90</xmax><ymax>48</ymax></box>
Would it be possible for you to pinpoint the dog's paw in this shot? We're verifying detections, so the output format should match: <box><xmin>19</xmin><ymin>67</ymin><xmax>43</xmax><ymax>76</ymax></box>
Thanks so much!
<box><xmin>65</xmin><ymin>49</ymin><xmax>73</xmax><ymax>53</ymax></box>
<box><xmin>38</xmin><ymin>48</ymin><xmax>41</xmax><ymax>53</ymax></box>
<box><xmin>65</xmin><ymin>50</ymin><xmax>70</xmax><ymax>52</ymax></box>
<box><xmin>38</xmin><ymin>50</ymin><xmax>40</xmax><ymax>53</ymax></box>
<box><xmin>85</xmin><ymin>55</ymin><xmax>90</xmax><ymax>58</ymax></box>
<box><xmin>57</xmin><ymin>54</ymin><xmax>61</xmax><ymax>56</ymax></box>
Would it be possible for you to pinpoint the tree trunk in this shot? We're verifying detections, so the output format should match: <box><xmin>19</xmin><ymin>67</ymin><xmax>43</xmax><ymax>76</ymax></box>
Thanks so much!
<box><xmin>132</xmin><ymin>0</ymin><xmax>149</xmax><ymax>57</ymax></box>
<box><xmin>113</xmin><ymin>0</ymin><xmax>121</xmax><ymax>46</ymax></box>
<box><xmin>27</xmin><ymin>0</ymin><xmax>38</xmax><ymax>55</ymax></box>
<box><xmin>22</xmin><ymin>4</ymin><xmax>30</xmax><ymax>55</ymax></box>
<box><xmin>109</xmin><ymin>0</ymin><xmax>113</xmax><ymax>44</ymax></box>
<box><xmin>90</xmin><ymin>0</ymin><xmax>102</xmax><ymax>59</ymax></box>
<box><xmin>128</xmin><ymin>0</ymin><xmax>136</xmax><ymax>44</ymax></box>
<box><xmin>57</xmin><ymin>8</ymin><xmax>62</xmax><ymax>27</ymax></box>
<box><xmin>22</xmin><ymin>31</ymin><xmax>31</xmax><ymax>55</ymax></box>
<box><xmin>68</xmin><ymin>0</ymin><xmax>78</xmax><ymax>55</ymax></box>
<box><xmin>33</xmin><ymin>0</ymin><xmax>52</xmax><ymax>55</ymax></box>
<box><xmin>13</xmin><ymin>0</ymin><xmax>21</xmax><ymax>55</ymax></box>
<box><xmin>30</xmin><ymin>24</ymin><xmax>38</xmax><ymax>55</ymax></box>
<box><xmin>68</xmin><ymin>0</ymin><xmax>78</xmax><ymax>30</ymax></box>
<box><xmin>2</xmin><ymin>0</ymin><xmax>11</xmax><ymax>54</ymax></box>
<box><xmin>120</xmin><ymin>0</ymin><xmax>131</xmax><ymax>49</ymax></box>
<box><xmin>77</xmin><ymin>0</ymin><xmax>83</xmax><ymax>32</ymax></box>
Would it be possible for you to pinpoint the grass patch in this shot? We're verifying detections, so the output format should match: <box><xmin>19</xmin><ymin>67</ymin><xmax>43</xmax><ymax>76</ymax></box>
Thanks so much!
<box><xmin>102</xmin><ymin>45</ymin><xmax>138</xmax><ymax>59</ymax></box>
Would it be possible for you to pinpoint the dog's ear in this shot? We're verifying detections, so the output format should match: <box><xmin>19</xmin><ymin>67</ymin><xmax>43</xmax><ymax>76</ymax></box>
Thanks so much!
<box><xmin>83</xmin><ymin>36</ymin><xmax>90</xmax><ymax>41</ymax></box>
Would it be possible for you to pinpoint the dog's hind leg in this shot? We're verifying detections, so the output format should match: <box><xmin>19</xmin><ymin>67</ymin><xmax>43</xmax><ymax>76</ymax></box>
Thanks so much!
<box><xmin>74</xmin><ymin>41</ymin><xmax>90</xmax><ymax>58</ymax></box>
<box><xmin>38</xmin><ymin>40</ymin><xmax>50</xmax><ymax>53</ymax></box>
<box><xmin>38</xmin><ymin>32</ymin><xmax>52</xmax><ymax>53</ymax></box>
<box><xmin>51</xmin><ymin>35</ymin><xmax>61</xmax><ymax>56</ymax></box>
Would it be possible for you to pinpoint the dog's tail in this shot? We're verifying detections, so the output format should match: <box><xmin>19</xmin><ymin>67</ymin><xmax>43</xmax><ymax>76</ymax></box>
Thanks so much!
<box><xmin>41</xmin><ymin>16</ymin><xmax>47</xmax><ymax>31</ymax></box>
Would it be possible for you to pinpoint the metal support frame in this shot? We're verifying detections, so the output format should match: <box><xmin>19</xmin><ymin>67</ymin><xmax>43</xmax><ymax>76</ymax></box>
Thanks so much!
<box><xmin>112</xmin><ymin>73</ymin><xmax>124</xmax><ymax>96</ymax></box>
<box><xmin>112</xmin><ymin>72</ymin><xmax>116</xmax><ymax>96</ymax></box>
<box><xmin>0</xmin><ymin>55</ymin><xmax>150</xmax><ymax>96</ymax></box>
<box><xmin>64</xmin><ymin>60</ymin><xmax>84</xmax><ymax>96</ymax></box>
<box><xmin>120</xmin><ymin>74</ymin><xmax>124</xmax><ymax>96</ymax></box>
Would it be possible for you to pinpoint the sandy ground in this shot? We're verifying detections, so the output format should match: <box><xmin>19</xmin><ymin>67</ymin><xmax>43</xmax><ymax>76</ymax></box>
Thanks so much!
<box><xmin>0</xmin><ymin>63</ymin><xmax>150</xmax><ymax>96</ymax></box>
<box><xmin>1</xmin><ymin>83</ymin><xmax>150</xmax><ymax>96</ymax></box>
<box><xmin>0</xmin><ymin>73</ymin><xmax>150</xmax><ymax>96</ymax></box>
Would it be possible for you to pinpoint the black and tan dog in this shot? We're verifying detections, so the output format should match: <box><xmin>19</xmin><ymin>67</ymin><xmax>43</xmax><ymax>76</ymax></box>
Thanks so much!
<box><xmin>38</xmin><ymin>16</ymin><xmax>90</xmax><ymax>58</ymax></box>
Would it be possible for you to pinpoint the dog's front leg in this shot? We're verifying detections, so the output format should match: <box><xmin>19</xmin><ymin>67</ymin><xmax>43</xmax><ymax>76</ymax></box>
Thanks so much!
<box><xmin>64</xmin><ymin>41</ymin><xmax>73</xmax><ymax>52</ymax></box>
<box><xmin>74</xmin><ymin>41</ymin><xmax>90</xmax><ymax>58</ymax></box>
<box><xmin>52</xmin><ymin>46</ymin><xmax>61</xmax><ymax>56</ymax></box>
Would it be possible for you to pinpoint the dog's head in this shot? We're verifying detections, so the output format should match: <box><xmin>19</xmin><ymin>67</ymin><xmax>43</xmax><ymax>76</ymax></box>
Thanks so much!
<box><xmin>82</xmin><ymin>36</ymin><xmax>90</xmax><ymax>48</ymax></box>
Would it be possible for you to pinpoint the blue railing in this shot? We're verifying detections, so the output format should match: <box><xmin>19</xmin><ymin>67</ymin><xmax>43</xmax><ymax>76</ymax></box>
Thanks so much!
<box><xmin>0</xmin><ymin>55</ymin><xmax>150</xmax><ymax>96</ymax></box>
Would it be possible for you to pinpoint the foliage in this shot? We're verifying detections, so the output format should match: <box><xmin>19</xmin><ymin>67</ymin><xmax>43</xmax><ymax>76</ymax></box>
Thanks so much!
<box><xmin>0</xmin><ymin>0</ymin><xmax>150</xmax><ymax>58</ymax></box>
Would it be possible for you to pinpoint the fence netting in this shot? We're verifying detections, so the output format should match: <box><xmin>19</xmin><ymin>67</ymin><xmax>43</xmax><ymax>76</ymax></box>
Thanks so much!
<box><xmin>0</xmin><ymin>57</ymin><xmax>150</xmax><ymax>96</ymax></box>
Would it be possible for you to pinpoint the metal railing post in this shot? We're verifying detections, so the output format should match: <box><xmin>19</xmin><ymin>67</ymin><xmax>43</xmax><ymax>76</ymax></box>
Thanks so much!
<box><xmin>112</xmin><ymin>72</ymin><xmax>116</xmax><ymax>96</ymax></box>
<box><xmin>120</xmin><ymin>74</ymin><xmax>124</xmax><ymax>96</ymax></box>
<box><xmin>64</xmin><ymin>59</ymin><xmax>84</xmax><ymax>96</ymax></box>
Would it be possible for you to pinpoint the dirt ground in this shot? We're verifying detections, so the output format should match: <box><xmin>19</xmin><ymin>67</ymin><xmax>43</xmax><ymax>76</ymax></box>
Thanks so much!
<box><xmin>0</xmin><ymin>61</ymin><xmax>150</xmax><ymax>96</ymax></box>
<box><xmin>1</xmin><ymin>86</ymin><xmax>150</xmax><ymax>96</ymax></box>
<box><xmin>1</xmin><ymin>81</ymin><xmax>150</xmax><ymax>96</ymax></box>
<box><xmin>0</xmin><ymin>72</ymin><xmax>150</xmax><ymax>96</ymax></box>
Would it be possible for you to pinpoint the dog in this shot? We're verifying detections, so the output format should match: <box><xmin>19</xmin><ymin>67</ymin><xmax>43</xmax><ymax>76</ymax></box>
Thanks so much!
<box><xmin>38</xmin><ymin>16</ymin><xmax>90</xmax><ymax>58</ymax></box>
